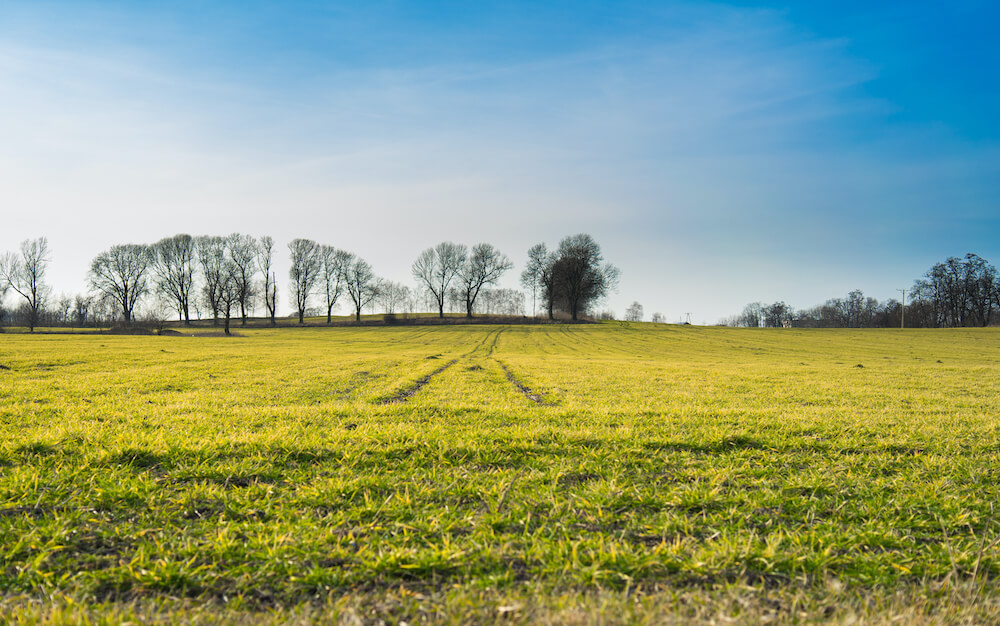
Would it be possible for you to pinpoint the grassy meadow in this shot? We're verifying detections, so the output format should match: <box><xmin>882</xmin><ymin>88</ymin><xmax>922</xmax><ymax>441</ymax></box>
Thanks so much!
<box><xmin>2</xmin><ymin>322</ymin><xmax>1000</xmax><ymax>623</ymax></box>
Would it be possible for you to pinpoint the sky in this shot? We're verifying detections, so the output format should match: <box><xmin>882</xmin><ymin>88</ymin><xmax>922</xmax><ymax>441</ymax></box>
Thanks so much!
<box><xmin>1</xmin><ymin>0</ymin><xmax>998</xmax><ymax>323</ymax></box>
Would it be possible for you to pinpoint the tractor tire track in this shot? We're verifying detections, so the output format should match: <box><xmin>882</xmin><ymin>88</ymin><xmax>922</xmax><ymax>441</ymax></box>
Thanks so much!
<box><xmin>378</xmin><ymin>328</ymin><xmax>503</xmax><ymax>404</ymax></box>
<box><xmin>496</xmin><ymin>360</ymin><xmax>552</xmax><ymax>406</ymax></box>
<box><xmin>378</xmin><ymin>358</ymin><xmax>459</xmax><ymax>404</ymax></box>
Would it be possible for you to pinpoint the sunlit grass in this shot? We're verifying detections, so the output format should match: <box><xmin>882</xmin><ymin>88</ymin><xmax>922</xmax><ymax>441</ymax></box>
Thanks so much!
<box><xmin>1</xmin><ymin>323</ymin><xmax>999</xmax><ymax>622</ymax></box>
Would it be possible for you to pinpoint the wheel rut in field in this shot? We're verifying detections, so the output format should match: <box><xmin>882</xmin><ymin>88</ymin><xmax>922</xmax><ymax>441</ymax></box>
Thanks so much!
<box><xmin>379</xmin><ymin>328</ymin><xmax>504</xmax><ymax>404</ymax></box>
<box><xmin>496</xmin><ymin>361</ymin><xmax>550</xmax><ymax>406</ymax></box>
<box><xmin>379</xmin><ymin>329</ymin><xmax>527</xmax><ymax>405</ymax></box>
<box><xmin>378</xmin><ymin>358</ymin><xmax>459</xmax><ymax>404</ymax></box>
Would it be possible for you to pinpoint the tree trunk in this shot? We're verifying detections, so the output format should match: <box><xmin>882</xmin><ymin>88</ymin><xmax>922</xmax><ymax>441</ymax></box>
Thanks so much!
<box><xmin>224</xmin><ymin>314</ymin><xmax>231</xmax><ymax>336</ymax></box>
<box><xmin>438</xmin><ymin>302</ymin><xmax>444</xmax><ymax>318</ymax></box>
<box><xmin>355</xmin><ymin>307</ymin><xmax>361</xmax><ymax>322</ymax></box>
<box><xmin>298</xmin><ymin>309</ymin><xmax>304</xmax><ymax>324</ymax></box>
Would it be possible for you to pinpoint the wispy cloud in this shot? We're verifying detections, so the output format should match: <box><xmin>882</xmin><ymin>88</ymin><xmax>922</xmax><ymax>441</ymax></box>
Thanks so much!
<box><xmin>0</xmin><ymin>2</ymin><xmax>996</xmax><ymax>321</ymax></box>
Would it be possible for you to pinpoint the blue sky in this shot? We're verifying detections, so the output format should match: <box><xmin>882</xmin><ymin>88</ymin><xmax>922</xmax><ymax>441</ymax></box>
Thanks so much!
<box><xmin>1</xmin><ymin>1</ymin><xmax>997</xmax><ymax>321</ymax></box>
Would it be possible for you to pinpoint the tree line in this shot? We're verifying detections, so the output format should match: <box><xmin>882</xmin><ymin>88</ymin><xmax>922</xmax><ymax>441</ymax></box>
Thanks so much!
<box><xmin>0</xmin><ymin>233</ymin><xmax>618</xmax><ymax>332</ymax></box>
<box><xmin>724</xmin><ymin>253</ymin><xmax>1000</xmax><ymax>328</ymax></box>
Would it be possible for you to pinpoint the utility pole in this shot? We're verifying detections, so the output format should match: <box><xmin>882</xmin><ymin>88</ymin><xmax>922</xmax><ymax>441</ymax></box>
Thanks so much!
<box><xmin>896</xmin><ymin>288</ymin><xmax>907</xmax><ymax>329</ymax></box>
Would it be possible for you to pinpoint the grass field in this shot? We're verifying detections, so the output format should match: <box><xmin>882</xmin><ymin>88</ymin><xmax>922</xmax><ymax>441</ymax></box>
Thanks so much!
<box><xmin>2</xmin><ymin>323</ymin><xmax>1000</xmax><ymax>623</ymax></box>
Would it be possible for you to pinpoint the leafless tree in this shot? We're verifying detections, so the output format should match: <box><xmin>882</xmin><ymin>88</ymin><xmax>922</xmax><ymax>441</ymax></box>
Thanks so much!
<box><xmin>624</xmin><ymin>301</ymin><xmax>643</xmax><ymax>322</ymax></box>
<box><xmin>54</xmin><ymin>294</ymin><xmax>73</xmax><ymax>325</ymax></box>
<box><xmin>346</xmin><ymin>257</ymin><xmax>379</xmax><ymax>322</ymax></box>
<box><xmin>150</xmin><ymin>234</ymin><xmax>196</xmax><ymax>324</ymax></box>
<box><xmin>651</xmin><ymin>312</ymin><xmax>664</xmax><ymax>323</ymax></box>
<box><xmin>217</xmin><ymin>257</ymin><xmax>242</xmax><ymax>336</ymax></box>
<box><xmin>74</xmin><ymin>294</ymin><xmax>92</xmax><ymax>327</ymax></box>
<box><xmin>913</xmin><ymin>253</ymin><xmax>997</xmax><ymax>327</ymax></box>
<box><xmin>763</xmin><ymin>301</ymin><xmax>793</xmax><ymax>327</ymax></box>
<box><xmin>412</xmin><ymin>242</ymin><xmax>467</xmax><ymax>318</ymax></box>
<box><xmin>552</xmin><ymin>234</ymin><xmax>619</xmax><ymax>320</ymax></box>
<box><xmin>88</xmin><ymin>244</ymin><xmax>152</xmax><ymax>323</ymax></box>
<box><xmin>377</xmin><ymin>280</ymin><xmax>410</xmax><ymax>315</ymax></box>
<box><xmin>227</xmin><ymin>233</ymin><xmax>259</xmax><ymax>326</ymax></box>
<box><xmin>737</xmin><ymin>302</ymin><xmax>764</xmax><ymax>327</ymax></box>
<box><xmin>0</xmin><ymin>237</ymin><xmax>50</xmax><ymax>331</ymax></box>
<box><xmin>256</xmin><ymin>236</ymin><xmax>278</xmax><ymax>325</ymax></box>
<box><xmin>289</xmin><ymin>238</ymin><xmax>322</xmax><ymax>324</ymax></box>
<box><xmin>319</xmin><ymin>245</ymin><xmax>352</xmax><ymax>323</ymax></box>
<box><xmin>478</xmin><ymin>288</ymin><xmax>525</xmax><ymax>316</ymax></box>
<box><xmin>520</xmin><ymin>243</ymin><xmax>548</xmax><ymax>317</ymax></box>
<box><xmin>196</xmin><ymin>236</ymin><xmax>227</xmax><ymax>324</ymax></box>
<box><xmin>458</xmin><ymin>243</ymin><xmax>512</xmax><ymax>318</ymax></box>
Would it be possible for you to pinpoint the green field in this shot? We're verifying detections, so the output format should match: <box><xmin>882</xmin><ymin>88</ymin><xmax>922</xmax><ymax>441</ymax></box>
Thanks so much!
<box><xmin>2</xmin><ymin>323</ymin><xmax>1000</xmax><ymax>623</ymax></box>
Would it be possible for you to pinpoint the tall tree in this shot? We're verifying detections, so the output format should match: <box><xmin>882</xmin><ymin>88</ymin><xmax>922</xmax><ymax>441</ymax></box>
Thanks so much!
<box><xmin>377</xmin><ymin>281</ymin><xmax>410</xmax><ymax>315</ymax></box>
<box><xmin>552</xmin><ymin>234</ymin><xmax>619</xmax><ymax>321</ymax></box>
<box><xmin>88</xmin><ymin>244</ymin><xmax>152</xmax><ymax>323</ymax></box>
<box><xmin>196</xmin><ymin>236</ymin><xmax>227</xmax><ymax>325</ymax></box>
<box><xmin>227</xmin><ymin>233</ymin><xmax>258</xmax><ymax>326</ymax></box>
<box><xmin>520</xmin><ymin>243</ymin><xmax>548</xmax><ymax>317</ymax></box>
<box><xmin>150</xmin><ymin>234</ymin><xmax>196</xmax><ymax>324</ymax></box>
<box><xmin>538</xmin><ymin>251</ymin><xmax>558</xmax><ymax>320</ymax></box>
<box><xmin>256</xmin><ymin>236</ymin><xmax>278</xmax><ymax>326</ymax></box>
<box><xmin>319</xmin><ymin>245</ymin><xmax>352</xmax><ymax>323</ymax></box>
<box><xmin>412</xmin><ymin>242</ymin><xmax>467</xmax><ymax>318</ymax></box>
<box><xmin>624</xmin><ymin>301</ymin><xmax>644</xmax><ymax>322</ymax></box>
<box><xmin>73</xmin><ymin>294</ymin><xmax>91</xmax><ymax>327</ymax></box>
<box><xmin>217</xmin><ymin>256</ymin><xmax>241</xmax><ymax>336</ymax></box>
<box><xmin>913</xmin><ymin>253</ymin><xmax>998</xmax><ymax>327</ymax></box>
<box><xmin>288</xmin><ymin>238</ymin><xmax>322</xmax><ymax>324</ymax></box>
<box><xmin>0</xmin><ymin>237</ymin><xmax>49</xmax><ymax>332</ymax></box>
<box><xmin>763</xmin><ymin>301</ymin><xmax>792</xmax><ymax>327</ymax></box>
<box><xmin>346</xmin><ymin>257</ymin><xmax>379</xmax><ymax>322</ymax></box>
<box><xmin>457</xmin><ymin>243</ymin><xmax>512</xmax><ymax>318</ymax></box>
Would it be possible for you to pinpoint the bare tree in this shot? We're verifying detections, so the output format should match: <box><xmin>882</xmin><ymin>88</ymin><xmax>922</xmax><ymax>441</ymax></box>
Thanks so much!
<box><xmin>651</xmin><ymin>312</ymin><xmax>664</xmax><ymax>323</ymax></box>
<box><xmin>227</xmin><ymin>233</ymin><xmax>258</xmax><ymax>326</ymax></box>
<box><xmin>377</xmin><ymin>280</ymin><xmax>410</xmax><ymax>315</ymax></box>
<box><xmin>912</xmin><ymin>254</ymin><xmax>997</xmax><ymax>327</ymax></box>
<box><xmin>346</xmin><ymin>257</ymin><xmax>379</xmax><ymax>322</ymax></box>
<box><xmin>288</xmin><ymin>238</ymin><xmax>322</xmax><ymax>324</ymax></box>
<box><xmin>412</xmin><ymin>242</ymin><xmax>467</xmax><ymax>318</ymax></box>
<box><xmin>217</xmin><ymin>257</ymin><xmax>241</xmax><ymax>336</ymax></box>
<box><xmin>520</xmin><ymin>243</ymin><xmax>548</xmax><ymax>317</ymax></box>
<box><xmin>0</xmin><ymin>237</ymin><xmax>50</xmax><ymax>331</ymax></box>
<box><xmin>196</xmin><ymin>236</ymin><xmax>227</xmax><ymax>324</ymax></box>
<box><xmin>73</xmin><ymin>294</ymin><xmax>92</xmax><ymax>327</ymax></box>
<box><xmin>256</xmin><ymin>236</ymin><xmax>278</xmax><ymax>326</ymax></box>
<box><xmin>552</xmin><ymin>234</ymin><xmax>619</xmax><ymax>321</ymax></box>
<box><xmin>763</xmin><ymin>301</ymin><xmax>793</xmax><ymax>327</ymax></box>
<box><xmin>88</xmin><ymin>244</ymin><xmax>152</xmax><ymax>324</ymax></box>
<box><xmin>624</xmin><ymin>301</ymin><xmax>643</xmax><ymax>322</ymax></box>
<box><xmin>150</xmin><ymin>234</ymin><xmax>196</xmax><ymax>324</ymax></box>
<box><xmin>538</xmin><ymin>251</ymin><xmax>558</xmax><ymax>320</ymax></box>
<box><xmin>458</xmin><ymin>243</ymin><xmax>512</xmax><ymax>318</ymax></box>
<box><xmin>319</xmin><ymin>245</ymin><xmax>352</xmax><ymax>323</ymax></box>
